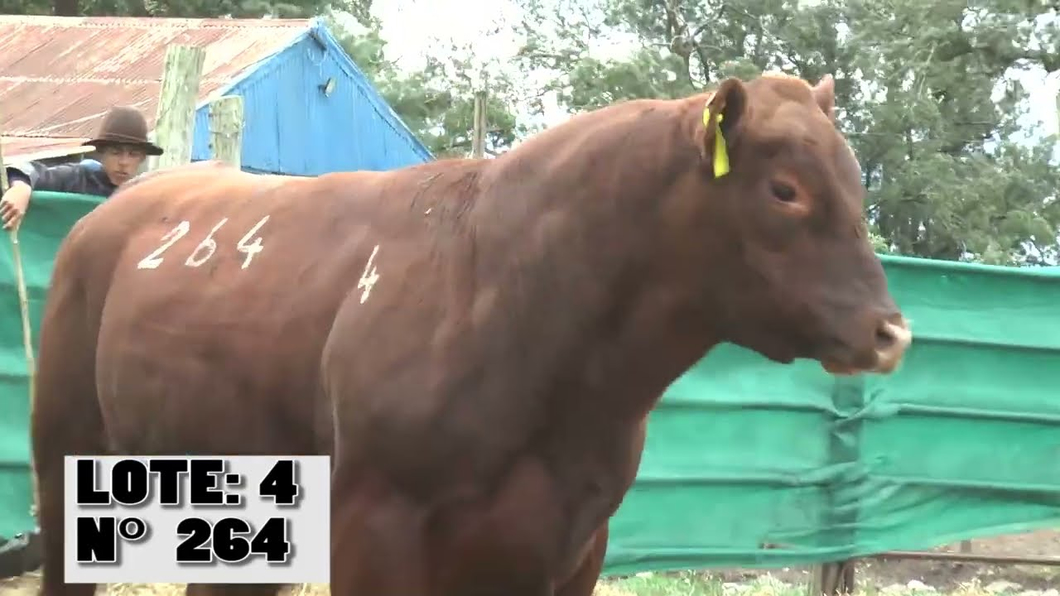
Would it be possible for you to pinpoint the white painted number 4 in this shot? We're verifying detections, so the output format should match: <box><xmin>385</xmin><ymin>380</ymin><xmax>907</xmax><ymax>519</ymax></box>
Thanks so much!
<box><xmin>357</xmin><ymin>245</ymin><xmax>380</xmax><ymax>304</ymax></box>
<box><xmin>237</xmin><ymin>216</ymin><xmax>270</xmax><ymax>269</ymax></box>
<box><xmin>136</xmin><ymin>215</ymin><xmax>271</xmax><ymax>271</ymax></box>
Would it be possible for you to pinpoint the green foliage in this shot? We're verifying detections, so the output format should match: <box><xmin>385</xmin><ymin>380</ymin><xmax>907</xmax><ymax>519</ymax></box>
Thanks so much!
<box><xmin>0</xmin><ymin>0</ymin><xmax>370</xmax><ymax>19</ymax></box>
<box><xmin>322</xmin><ymin>15</ymin><xmax>526</xmax><ymax>158</ymax></box>
<box><xmin>841</xmin><ymin>0</ymin><xmax>1060</xmax><ymax>264</ymax></box>
<box><xmin>7</xmin><ymin>0</ymin><xmax>1059</xmax><ymax>265</ymax></box>
<box><xmin>514</xmin><ymin>0</ymin><xmax>1060</xmax><ymax>265</ymax></box>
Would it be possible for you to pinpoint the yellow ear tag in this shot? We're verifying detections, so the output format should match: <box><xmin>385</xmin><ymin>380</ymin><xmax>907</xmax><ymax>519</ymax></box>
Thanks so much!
<box><xmin>703</xmin><ymin>105</ymin><xmax>730</xmax><ymax>178</ymax></box>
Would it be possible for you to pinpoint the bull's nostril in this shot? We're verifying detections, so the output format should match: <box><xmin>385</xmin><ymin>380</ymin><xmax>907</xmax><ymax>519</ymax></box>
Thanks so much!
<box><xmin>875</xmin><ymin>324</ymin><xmax>895</xmax><ymax>348</ymax></box>
<box><xmin>870</xmin><ymin>318</ymin><xmax>912</xmax><ymax>373</ymax></box>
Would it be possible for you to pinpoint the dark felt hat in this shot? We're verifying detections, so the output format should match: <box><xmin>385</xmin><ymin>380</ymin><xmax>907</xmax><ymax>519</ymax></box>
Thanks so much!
<box><xmin>82</xmin><ymin>106</ymin><xmax>164</xmax><ymax>156</ymax></box>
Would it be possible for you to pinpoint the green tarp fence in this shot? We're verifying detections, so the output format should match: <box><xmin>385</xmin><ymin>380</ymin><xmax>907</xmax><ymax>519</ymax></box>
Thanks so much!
<box><xmin>0</xmin><ymin>191</ymin><xmax>1057</xmax><ymax>576</ymax></box>
<box><xmin>604</xmin><ymin>256</ymin><xmax>1060</xmax><ymax>573</ymax></box>
<box><xmin>0</xmin><ymin>191</ymin><xmax>105</xmax><ymax>540</ymax></box>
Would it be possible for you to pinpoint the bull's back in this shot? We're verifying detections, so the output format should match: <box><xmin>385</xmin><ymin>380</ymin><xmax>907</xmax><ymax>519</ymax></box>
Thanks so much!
<box><xmin>53</xmin><ymin>164</ymin><xmax>390</xmax><ymax>456</ymax></box>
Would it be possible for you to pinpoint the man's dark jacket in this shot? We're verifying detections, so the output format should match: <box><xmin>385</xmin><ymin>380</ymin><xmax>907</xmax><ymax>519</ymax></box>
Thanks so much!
<box><xmin>5</xmin><ymin>159</ymin><xmax>117</xmax><ymax>198</ymax></box>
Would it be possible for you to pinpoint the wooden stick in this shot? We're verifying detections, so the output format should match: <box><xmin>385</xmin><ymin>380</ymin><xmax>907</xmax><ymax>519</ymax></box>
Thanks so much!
<box><xmin>0</xmin><ymin>115</ymin><xmax>40</xmax><ymax>520</ymax></box>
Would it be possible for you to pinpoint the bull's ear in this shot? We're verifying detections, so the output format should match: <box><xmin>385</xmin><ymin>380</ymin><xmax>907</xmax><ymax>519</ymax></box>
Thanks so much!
<box><xmin>699</xmin><ymin>77</ymin><xmax>749</xmax><ymax>179</ymax></box>
<box><xmin>812</xmin><ymin>74</ymin><xmax>836</xmax><ymax>121</ymax></box>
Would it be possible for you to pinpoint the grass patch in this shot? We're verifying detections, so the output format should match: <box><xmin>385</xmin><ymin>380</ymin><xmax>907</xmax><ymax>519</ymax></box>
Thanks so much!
<box><xmin>593</xmin><ymin>571</ymin><xmax>1044</xmax><ymax>596</ymax></box>
<box><xmin>598</xmin><ymin>571</ymin><xmax>798</xmax><ymax>596</ymax></box>
<box><xmin>597</xmin><ymin>571</ymin><xmax>730</xmax><ymax>596</ymax></box>
<box><xmin>1</xmin><ymin>570</ymin><xmax>1046</xmax><ymax>596</ymax></box>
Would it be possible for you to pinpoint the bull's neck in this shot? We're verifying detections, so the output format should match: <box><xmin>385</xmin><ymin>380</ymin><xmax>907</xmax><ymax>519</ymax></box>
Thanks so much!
<box><xmin>471</xmin><ymin>112</ymin><xmax>720</xmax><ymax>421</ymax></box>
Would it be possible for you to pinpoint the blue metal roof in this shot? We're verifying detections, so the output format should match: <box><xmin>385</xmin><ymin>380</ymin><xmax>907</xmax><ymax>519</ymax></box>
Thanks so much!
<box><xmin>188</xmin><ymin>18</ymin><xmax>433</xmax><ymax>176</ymax></box>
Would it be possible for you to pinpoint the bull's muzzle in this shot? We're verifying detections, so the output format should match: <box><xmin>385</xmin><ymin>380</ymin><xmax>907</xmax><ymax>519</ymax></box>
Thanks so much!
<box><xmin>820</xmin><ymin>315</ymin><xmax>913</xmax><ymax>377</ymax></box>
<box><xmin>870</xmin><ymin>316</ymin><xmax>912</xmax><ymax>374</ymax></box>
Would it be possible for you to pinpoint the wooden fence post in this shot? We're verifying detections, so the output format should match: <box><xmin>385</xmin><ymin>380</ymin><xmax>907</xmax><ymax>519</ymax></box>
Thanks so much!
<box><xmin>472</xmin><ymin>90</ymin><xmax>487</xmax><ymax>158</ymax></box>
<box><xmin>208</xmin><ymin>95</ymin><xmax>244</xmax><ymax>169</ymax></box>
<box><xmin>807</xmin><ymin>374</ymin><xmax>867</xmax><ymax>596</ymax></box>
<box><xmin>150</xmin><ymin>44</ymin><xmax>206</xmax><ymax>171</ymax></box>
<box><xmin>809</xmin><ymin>560</ymin><xmax>856</xmax><ymax>596</ymax></box>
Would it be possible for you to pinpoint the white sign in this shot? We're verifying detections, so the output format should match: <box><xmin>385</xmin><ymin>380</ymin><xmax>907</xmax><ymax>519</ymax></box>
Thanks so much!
<box><xmin>64</xmin><ymin>455</ymin><xmax>330</xmax><ymax>584</ymax></box>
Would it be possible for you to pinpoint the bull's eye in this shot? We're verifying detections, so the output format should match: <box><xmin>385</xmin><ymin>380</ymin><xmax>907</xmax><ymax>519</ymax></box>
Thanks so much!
<box><xmin>770</xmin><ymin>180</ymin><xmax>797</xmax><ymax>203</ymax></box>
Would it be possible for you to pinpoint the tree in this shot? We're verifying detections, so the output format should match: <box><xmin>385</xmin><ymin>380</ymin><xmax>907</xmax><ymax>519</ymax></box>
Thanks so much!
<box><xmin>0</xmin><ymin>0</ymin><xmax>372</xmax><ymax>19</ymax></box>
<box><xmin>843</xmin><ymin>0</ymin><xmax>1060</xmax><ymax>264</ymax></box>
<box><xmin>323</xmin><ymin>14</ymin><xmax>527</xmax><ymax>157</ymax></box>
<box><xmin>513</xmin><ymin>0</ymin><xmax>1060</xmax><ymax>265</ymax></box>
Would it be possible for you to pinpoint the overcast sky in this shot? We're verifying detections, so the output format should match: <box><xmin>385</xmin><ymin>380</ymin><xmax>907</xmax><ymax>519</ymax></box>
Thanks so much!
<box><xmin>370</xmin><ymin>0</ymin><xmax>1060</xmax><ymax>137</ymax></box>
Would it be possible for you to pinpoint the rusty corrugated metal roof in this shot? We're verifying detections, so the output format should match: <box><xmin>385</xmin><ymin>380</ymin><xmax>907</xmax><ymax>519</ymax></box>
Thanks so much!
<box><xmin>0</xmin><ymin>15</ymin><xmax>312</xmax><ymax>159</ymax></box>
<box><xmin>1</xmin><ymin>136</ymin><xmax>92</xmax><ymax>161</ymax></box>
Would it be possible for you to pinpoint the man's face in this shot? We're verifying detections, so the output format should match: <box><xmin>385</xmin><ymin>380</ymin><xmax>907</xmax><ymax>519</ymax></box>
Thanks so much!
<box><xmin>98</xmin><ymin>144</ymin><xmax>147</xmax><ymax>186</ymax></box>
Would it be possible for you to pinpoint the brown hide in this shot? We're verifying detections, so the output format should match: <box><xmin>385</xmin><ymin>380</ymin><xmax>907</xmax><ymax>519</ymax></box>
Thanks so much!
<box><xmin>31</xmin><ymin>73</ymin><xmax>909</xmax><ymax>596</ymax></box>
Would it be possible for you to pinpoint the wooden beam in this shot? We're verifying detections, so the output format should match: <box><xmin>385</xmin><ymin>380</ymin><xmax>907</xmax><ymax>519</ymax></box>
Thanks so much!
<box><xmin>208</xmin><ymin>95</ymin><xmax>245</xmax><ymax>169</ymax></box>
<box><xmin>472</xmin><ymin>90</ymin><xmax>487</xmax><ymax>158</ymax></box>
<box><xmin>150</xmin><ymin>44</ymin><xmax>206</xmax><ymax>171</ymax></box>
<box><xmin>808</xmin><ymin>561</ymin><xmax>855</xmax><ymax>596</ymax></box>
<box><xmin>873</xmin><ymin>549</ymin><xmax>1060</xmax><ymax>566</ymax></box>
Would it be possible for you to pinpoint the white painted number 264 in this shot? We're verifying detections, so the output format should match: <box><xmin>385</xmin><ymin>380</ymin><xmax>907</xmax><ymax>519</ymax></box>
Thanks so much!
<box><xmin>136</xmin><ymin>215</ymin><xmax>271</xmax><ymax>271</ymax></box>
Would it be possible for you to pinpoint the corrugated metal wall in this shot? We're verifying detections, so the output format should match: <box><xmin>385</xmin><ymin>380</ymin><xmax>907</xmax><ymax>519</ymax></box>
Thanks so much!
<box><xmin>188</xmin><ymin>20</ymin><xmax>433</xmax><ymax>176</ymax></box>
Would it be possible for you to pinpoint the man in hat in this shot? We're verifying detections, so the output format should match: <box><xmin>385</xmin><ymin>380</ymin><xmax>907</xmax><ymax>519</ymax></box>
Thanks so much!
<box><xmin>0</xmin><ymin>105</ymin><xmax>162</xmax><ymax>577</ymax></box>
<box><xmin>0</xmin><ymin>105</ymin><xmax>164</xmax><ymax>230</ymax></box>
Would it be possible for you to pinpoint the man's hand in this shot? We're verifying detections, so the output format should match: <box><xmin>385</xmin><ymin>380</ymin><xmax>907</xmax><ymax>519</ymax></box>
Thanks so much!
<box><xmin>0</xmin><ymin>181</ymin><xmax>32</xmax><ymax>231</ymax></box>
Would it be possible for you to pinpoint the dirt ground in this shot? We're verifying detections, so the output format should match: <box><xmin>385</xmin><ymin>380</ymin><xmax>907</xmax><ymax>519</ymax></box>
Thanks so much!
<box><xmin>2</xmin><ymin>530</ymin><xmax>1057</xmax><ymax>594</ymax></box>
